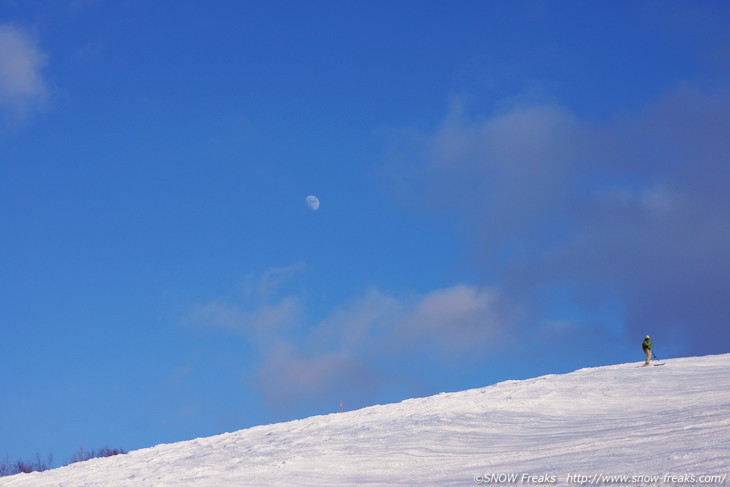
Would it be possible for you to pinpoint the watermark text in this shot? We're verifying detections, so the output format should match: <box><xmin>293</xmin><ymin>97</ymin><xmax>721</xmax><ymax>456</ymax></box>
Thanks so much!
<box><xmin>473</xmin><ymin>472</ymin><xmax>727</xmax><ymax>484</ymax></box>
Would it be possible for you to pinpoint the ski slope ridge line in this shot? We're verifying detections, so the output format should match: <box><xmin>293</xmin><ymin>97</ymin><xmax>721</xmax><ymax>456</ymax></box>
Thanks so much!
<box><xmin>2</xmin><ymin>354</ymin><xmax>728</xmax><ymax>486</ymax></box>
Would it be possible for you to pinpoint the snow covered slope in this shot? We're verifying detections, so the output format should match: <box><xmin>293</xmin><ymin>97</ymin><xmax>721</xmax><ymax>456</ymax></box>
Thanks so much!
<box><xmin>2</xmin><ymin>355</ymin><xmax>729</xmax><ymax>486</ymax></box>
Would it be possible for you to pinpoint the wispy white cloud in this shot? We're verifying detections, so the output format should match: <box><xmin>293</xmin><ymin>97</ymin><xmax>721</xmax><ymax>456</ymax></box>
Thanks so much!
<box><xmin>304</xmin><ymin>284</ymin><xmax>513</xmax><ymax>360</ymax></box>
<box><xmin>186</xmin><ymin>264</ymin><xmax>306</xmax><ymax>342</ymax></box>
<box><xmin>186</xmin><ymin>270</ymin><xmax>516</xmax><ymax>411</ymax></box>
<box><xmin>241</xmin><ymin>262</ymin><xmax>307</xmax><ymax>302</ymax></box>
<box><xmin>243</xmin><ymin>282</ymin><xmax>513</xmax><ymax>409</ymax></box>
<box><xmin>188</xmin><ymin>298</ymin><xmax>302</xmax><ymax>338</ymax></box>
<box><xmin>396</xmin><ymin>285</ymin><xmax>510</xmax><ymax>352</ymax></box>
<box><xmin>308</xmin><ymin>288</ymin><xmax>399</xmax><ymax>351</ymax></box>
<box><xmin>0</xmin><ymin>24</ymin><xmax>49</xmax><ymax>125</ymax></box>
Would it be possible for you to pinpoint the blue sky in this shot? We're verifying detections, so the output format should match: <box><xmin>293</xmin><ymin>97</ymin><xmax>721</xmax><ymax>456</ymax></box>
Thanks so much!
<box><xmin>2</xmin><ymin>0</ymin><xmax>729</xmax><ymax>463</ymax></box>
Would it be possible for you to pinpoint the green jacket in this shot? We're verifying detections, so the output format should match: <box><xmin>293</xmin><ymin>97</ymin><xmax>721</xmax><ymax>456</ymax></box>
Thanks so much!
<box><xmin>642</xmin><ymin>339</ymin><xmax>652</xmax><ymax>351</ymax></box>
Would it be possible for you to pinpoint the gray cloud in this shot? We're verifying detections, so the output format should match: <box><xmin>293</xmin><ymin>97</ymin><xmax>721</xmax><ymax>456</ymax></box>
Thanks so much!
<box><xmin>399</xmin><ymin>85</ymin><xmax>730</xmax><ymax>356</ymax></box>
<box><xmin>255</xmin><ymin>346</ymin><xmax>368</xmax><ymax>414</ymax></box>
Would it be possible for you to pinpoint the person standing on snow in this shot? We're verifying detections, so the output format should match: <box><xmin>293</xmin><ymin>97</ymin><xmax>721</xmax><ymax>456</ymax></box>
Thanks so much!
<box><xmin>642</xmin><ymin>335</ymin><xmax>653</xmax><ymax>366</ymax></box>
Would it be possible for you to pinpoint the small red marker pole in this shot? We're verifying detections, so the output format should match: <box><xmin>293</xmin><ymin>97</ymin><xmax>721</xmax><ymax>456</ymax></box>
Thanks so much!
<box><xmin>339</xmin><ymin>399</ymin><xmax>343</xmax><ymax>413</ymax></box>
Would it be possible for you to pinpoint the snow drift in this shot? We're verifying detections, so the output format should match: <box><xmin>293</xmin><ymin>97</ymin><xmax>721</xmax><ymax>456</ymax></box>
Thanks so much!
<box><xmin>2</xmin><ymin>354</ymin><xmax>728</xmax><ymax>486</ymax></box>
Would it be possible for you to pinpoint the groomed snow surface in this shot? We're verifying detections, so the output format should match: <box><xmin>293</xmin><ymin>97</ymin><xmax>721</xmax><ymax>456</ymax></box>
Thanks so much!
<box><xmin>2</xmin><ymin>354</ymin><xmax>728</xmax><ymax>486</ymax></box>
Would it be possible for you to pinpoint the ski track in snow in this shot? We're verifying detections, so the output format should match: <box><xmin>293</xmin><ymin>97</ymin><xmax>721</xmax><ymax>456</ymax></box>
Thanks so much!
<box><xmin>2</xmin><ymin>354</ymin><xmax>729</xmax><ymax>486</ymax></box>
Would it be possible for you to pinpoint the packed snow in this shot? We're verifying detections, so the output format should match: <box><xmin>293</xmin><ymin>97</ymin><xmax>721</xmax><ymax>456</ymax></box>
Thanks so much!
<box><xmin>2</xmin><ymin>354</ymin><xmax>728</xmax><ymax>486</ymax></box>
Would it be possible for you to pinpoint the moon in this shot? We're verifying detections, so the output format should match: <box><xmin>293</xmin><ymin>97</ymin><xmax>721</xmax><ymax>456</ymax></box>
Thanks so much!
<box><xmin>305</xmin><ymin>195</ymin><xmax>320</xmax><ymax>211</ymax></box>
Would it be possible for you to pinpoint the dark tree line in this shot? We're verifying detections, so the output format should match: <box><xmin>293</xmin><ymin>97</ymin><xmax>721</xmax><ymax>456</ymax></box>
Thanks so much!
<box><xmin>0</xmin><ymin>446</ymin><xmax>125</xmax><ymax>477</ymax></box>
